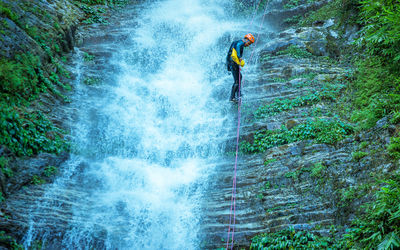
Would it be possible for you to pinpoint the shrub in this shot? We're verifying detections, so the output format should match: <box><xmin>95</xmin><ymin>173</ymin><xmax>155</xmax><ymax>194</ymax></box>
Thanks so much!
<box><xmin>350</xmin><ymin>57</ymin><xmax>400</xmax><ymax>129</ymax></box>
<box><xmin>357</xmin><ymin>0</ymin><xmax>400</xmax><ymax>69</ymax></box>
<box><xmin>387</xmin><ymin>137</ymin><xmax>400</xmax><ymax>160</ymax></box>
<box><xmin>342</xmin><ymin>175</ymin><xmax>400</xmax><ymax>249</ymax></box>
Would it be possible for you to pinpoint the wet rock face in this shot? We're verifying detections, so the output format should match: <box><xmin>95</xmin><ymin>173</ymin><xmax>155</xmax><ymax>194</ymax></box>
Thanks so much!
<box><xmin>0</xmin><ymin>0</ymin><xmax>83</xmax><ymax>59</ymax></box>
<box><xmin>201</xmin><ymin>17</ymin><xmax>394</xmax><ymax>250</ymax></box>
<box><xmin>6</xmin><ymin>152</ymin><xmax>69</xmax><ymax>194</ymax></box>
<box><xmin>0</xmin><ymin>0</ymin><xmax>83</xmax><ymax>246</ymax></box>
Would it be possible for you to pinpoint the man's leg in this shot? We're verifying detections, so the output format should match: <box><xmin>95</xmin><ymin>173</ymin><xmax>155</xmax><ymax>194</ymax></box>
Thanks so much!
<box><xmin>230</xmin><ymin>64</ymin><xmax>239</xmax><ymax>101</ymax></box>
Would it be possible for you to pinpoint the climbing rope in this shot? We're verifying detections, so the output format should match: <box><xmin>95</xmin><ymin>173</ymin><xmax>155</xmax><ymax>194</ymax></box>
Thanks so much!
<box><xmin>225</xmin><ymin>1</ymin><xmax>270</xmax><ymax>249</ymax></box>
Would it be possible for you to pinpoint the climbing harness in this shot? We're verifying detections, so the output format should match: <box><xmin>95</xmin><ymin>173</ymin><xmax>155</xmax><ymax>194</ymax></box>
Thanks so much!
<box><xmin>225</xmin><ymin>0</ymin><xmax>270</xmax><ymax>249</ymax></box>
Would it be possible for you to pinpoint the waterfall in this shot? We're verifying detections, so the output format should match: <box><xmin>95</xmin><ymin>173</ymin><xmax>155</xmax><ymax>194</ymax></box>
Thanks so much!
<box><xmin>23</xmin><ymin>0</ymin><xmax>248</xmax><ymax>249</ymax></box>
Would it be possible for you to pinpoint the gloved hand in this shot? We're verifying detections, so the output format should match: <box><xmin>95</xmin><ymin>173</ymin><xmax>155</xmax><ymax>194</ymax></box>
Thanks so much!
<box><xmin>240</xmin><ymin>59</ymin><xmax>245</xmax><ymax>67</ymax></box>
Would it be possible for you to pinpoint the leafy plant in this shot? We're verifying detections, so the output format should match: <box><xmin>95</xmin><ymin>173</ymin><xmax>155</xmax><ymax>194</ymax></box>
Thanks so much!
<box><xmin>0</xmin><ymin>105</ymin><xmax>69</xmax><ymax>156</ymax></box>
<box><xmin>83</xmin><ymin>52</ymin><xmax>95</xmax><ymax>61</ymax></box>
<box><xmin>276</xmin><ymin>44</ymin><xmax>313</xmax><ymax>59</ymax></box>
<box><xmin>342</xmin><ymin>175</ymin><xmax>400</xmax><ymax>249</ymax></box>
<box><xmin>387</xmin><ymin>137</ymin><xmax>400</xmax><ymax>160</ymax></box>
<box><xmin>0</xmin><ymin>156</ymin><xmax>13</xmax><ymax>178</ymax></box>
<box><xmin>352</xmin><ymin>151</ymin><xmax>368</xmax><ymax>161</ymax></box>
<box><xmin>350</xmin><ymin>57</ymin><xmax>400</xmax><ymax>129</ymax></box>
<box><xmin>264</xmin><ymin>158</ymin><xmax>277</xmax><ymax>166</ymax></box>
<box><xmin>283</xmin><ymin>15</ymin><xmax>302</xmax><ymax>25</ymax></box>
<box><xmin>254</xmin><ymin>83</ymin><xmax>344</xmax><ymax>119</ymax></box>
<box><xmin>311</xmin><ymin>162</ymin><xmax>326</xmax><ymax>178</ymax></box>
<box><xmin>284</xmin><ymin>0</ymin><xmax>318</xmax><ymax>9</ymax></box>
<box><xmin>250</xmin><ymin>227</ymin><xmax>337</xmax><ymax>249</ymax></box>
<box><xmin>31</xmin><ymin>175</ymin><xmax>46</xmax><ymax>185</ymax></box>
<box><xmin>44</xmin><ymin>166</ymin><xmax>58</xmax><ymax>177</ymax></box>
<box><xmin>0</xmin><ymin>231</ymin><xmax>23</xmax><ymax>249</ymax></box>
<box><xmin>357</xmin><ymin>0</ymin><xmax>400</xmax><ymax>68</ymax></box>
<box><xmin>241</xmin><ymin>119</ymin><xmax>353</xmax><ymax>154</ymax></box>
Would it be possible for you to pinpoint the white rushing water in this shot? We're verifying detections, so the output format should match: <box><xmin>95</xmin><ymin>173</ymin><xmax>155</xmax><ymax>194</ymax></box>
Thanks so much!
<box><xmin>23</xmin><ymin>0</ymin><xmax>254</xmax><ymax>249</ymax></box>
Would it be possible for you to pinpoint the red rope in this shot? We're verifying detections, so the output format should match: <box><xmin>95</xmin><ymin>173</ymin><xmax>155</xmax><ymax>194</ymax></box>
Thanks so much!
<box><xmin>225</xmin><ymin>0</ymin><xmax>270</xmax><ymax>249</ymax></box>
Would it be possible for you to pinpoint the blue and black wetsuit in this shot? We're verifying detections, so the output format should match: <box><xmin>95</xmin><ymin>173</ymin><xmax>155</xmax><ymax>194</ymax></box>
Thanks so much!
<box><xmin>226</xmin><ymin>40</ymin><xmax>245</xmax><ymax>101</ymax></box>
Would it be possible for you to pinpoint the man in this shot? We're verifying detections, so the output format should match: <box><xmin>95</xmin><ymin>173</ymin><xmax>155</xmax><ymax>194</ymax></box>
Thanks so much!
<box><xmin>226</xmin><ymin>33</ymin><xmax>255</xmax><ymax>102</ymax></box>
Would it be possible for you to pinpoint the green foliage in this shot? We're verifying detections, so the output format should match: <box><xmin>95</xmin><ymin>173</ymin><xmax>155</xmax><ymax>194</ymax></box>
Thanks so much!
<box><xmin>350</xmin><ymin>57</ymin><xmax>400</xmax><ymax>129</ymax></box>
<box><xmin>387</xmin><ymin>137</ymin><xmax>400</xmax><ymax>160</ymax></box>
<box><xmin>74</xmin><ymin>0</ymin><xmax>130</xmax><ymax>24</ymax></box>
<box><xmin>299</xmin><ymin>0</ymin><xmax>360</xmax><ymax>27</ymax></box>
<box><xmin>0</xmin><ymin>231</ymin><xmax>23</xmax><ymax>249</ymax></box>
<box><xmin>83</xmin><ymin>52</ymin><xmax>95</xmax><ymax>61</ymax></box>
<box><xmin>0</xmin><ymin>2</ymin><xmax>19</xmax><ymax>23</ymax></box>
<box><xmin>357</xmin><ymin>0</ymin><xmax>400</xmax><ymax>68</ymax></box>
<box><xmin>44</xmin><ymin>165</ymin><xmax>57</xmax><ymax>177</ymax></box>
<box><xmin>83</xmin><ymin>77</ymin><xmax>101</xmax><ymax>85</ymax></box>
<box><xmin>257</xmin><ymin>181</ymin><xmax>271</xmax><ymax>200</ymax></box>
<box><xmin>284</xmin><ymin>0</ymin><xmax>317</xmax><ymax>9</ymax></box>
<box><xmin>75</xmin><ymin>0</ymin><xmax>129</xmax><ymax>4</ymax></box>
<box><xmin>0</xmin><ymin>191</ymin><xmax>4</xmax><ymax>203</ymax></box>
<box><xmin>276</xmin><ymin>45</ymin><xmax>313</xmax><ymax>59</ymax></box>
<box><xmin>254</xmin><ymin>83</ymin><xmax>344</xmax><ymax>119</ymax></box>
<box><xmin>0</xmin><ymin>105</ymin><xmax>68</xmax><ymax>156</ymax></box>
<box><xmin>283</xmin><ymin>15</ymin><xmax>302</xmax><ymax>25</ymax></box>
<box><xmin>0</xmin><ymin>54</ymin><xmax>46</xmax><ymax>99</ymax></box>
<box><xmin>264</xmin><ymin>158</ymin><xmax>277</xmax><ymax>166</ymax></box>
<box><xmin>0</xmin><ymin>156</ymin><xmax>13</xmax><ymax>178</ymax></box>
<box><xmin>80</xmin><ymin>4</ymin><xmax>109</xmax><ymax>24</ymax></box>
<box><xmin>250</xmin><ymin>227</ymin><xmax>336</xmax><ymax>249</ymax></box>
<box><xmin>241</xmin><ymin>119</ymin><xmax>353</xmax><ymax>154</ymax></box>
<box><xmin>390</xmin><ymin>111</ymin><xmax>400</xmax><ymax>124</ymax></box>
<box><xmin>342</xmin><ymin>175</ymin><xmax>400</xmax><ymax>249</ymax></box>
<box><xmin>337</xmin><ymin>183</ymin><xmax>372</xmax><ymax>208</ymax></box>
<box><xmin>311</xmin><ymin>162</ymin><xmax>326</xmax><ymax>178</ymax></box>
<box><xmin>359</xmin><ymin>141</ymin><xmax>369</xmax><ymax>149</ymax></box>
<box><xmin>352</xmin><ymin>151</ymin><xmax>368</xmax><ymax>161</ymax></box>
<box><xmin>31</xmin><ymin>175</ymin><xmax>45</xmax><ymax>185</ymax></box>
